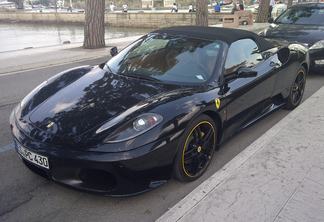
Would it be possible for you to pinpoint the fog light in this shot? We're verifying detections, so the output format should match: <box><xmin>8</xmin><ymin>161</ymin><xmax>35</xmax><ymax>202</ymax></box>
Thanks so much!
<box><xmin>314</xmin><ymin>60</ymin><xmax>324</xmax><ymax>65</ymax></box>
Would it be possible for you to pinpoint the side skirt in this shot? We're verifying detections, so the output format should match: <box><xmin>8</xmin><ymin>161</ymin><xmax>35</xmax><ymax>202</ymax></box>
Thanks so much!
<box><xmin>241</xmin><ymin>102</ymin><xmax>285</xmax><ymax>130</ymax></box>
<box><xmin>216</xmin><ymin>96</ymin><xmax>286</xmax><ymax>148</ymax></box>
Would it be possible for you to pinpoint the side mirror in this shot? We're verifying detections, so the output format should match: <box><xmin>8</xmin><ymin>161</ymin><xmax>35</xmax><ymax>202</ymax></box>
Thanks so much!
<box><xmin>237</xmin><ymin>67</ymin><xmax>258</xmax><ymax>78</ymax></box>
<box><xmin>110</xmin><ymin>46</ymin><xmax>118</xmax><ymax>57</ymax></box>
<box><xmin>268</xmin><ymin>17</ymin><xmax>274</xmax><ymax>23</ymax></box>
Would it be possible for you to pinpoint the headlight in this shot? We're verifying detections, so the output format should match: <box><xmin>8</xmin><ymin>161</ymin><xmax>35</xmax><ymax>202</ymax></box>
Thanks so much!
<box><xmin>103</xmin><ymin>113</ymin><xmax>163</xmax><ymax>143</ymax></box>
<box><xmin>310</xmin><ymin>40</ymin><xmax>324</xmax><ymax>50</ymax></box>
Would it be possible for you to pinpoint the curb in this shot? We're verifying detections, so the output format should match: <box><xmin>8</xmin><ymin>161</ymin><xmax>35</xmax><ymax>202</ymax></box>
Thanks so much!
<box><xmin>157</xmin><ymin>86</ymin><xmax>324</xmax><ymax>222</ymax></box>
<box><xmin>0</xmin><ymin>55</ymin><xmax>106</xmax><ymax>76</ymax></box>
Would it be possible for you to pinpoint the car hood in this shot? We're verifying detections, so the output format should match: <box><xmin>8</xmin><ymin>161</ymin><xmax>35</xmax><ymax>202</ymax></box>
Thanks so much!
<box><xmin>17</xmin><ymin>66</ymin><xmax>179</xmax><ymax>143</ymax></box>
<box><xmin>265</xmin><ymin>24</ymin><xmax>324</xmax><ymax>46</ymax></box>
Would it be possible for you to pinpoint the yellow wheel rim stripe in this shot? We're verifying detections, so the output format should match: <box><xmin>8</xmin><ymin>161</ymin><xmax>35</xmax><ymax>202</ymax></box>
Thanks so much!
<box><xmin>182</xmin><ymin>121</ymin><xmax>216</xmax><ymax>177</ymax></box>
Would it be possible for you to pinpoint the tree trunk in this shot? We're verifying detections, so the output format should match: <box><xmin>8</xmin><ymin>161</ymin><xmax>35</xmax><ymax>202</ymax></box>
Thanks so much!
<box><xmin>12</xmin><ymin>0</ymin><xmax>24</xmax><ymax>9</ymax></box>
<box><xmin>196</xmin><ymin>0</ymin><xmax>208</xmax><ymax>26</ymax></box>
<box><xmin>83</xmin><ymin>0</ymin><xmax>105</xmax><ymax>49</ymax></box>
<box><xmin>287</xmin><ymin>0</ymin><xmax>293</xmax><ymax>7</ymax></box>
<box><xmin>256</xmin><ymin>0</ymin><xmax>270</xmax><ymax>23</ymax></box>
<box><xmin>17</xmin><ymin>0</ymin><xmax>24</xmax><ymax>9</ymax></box>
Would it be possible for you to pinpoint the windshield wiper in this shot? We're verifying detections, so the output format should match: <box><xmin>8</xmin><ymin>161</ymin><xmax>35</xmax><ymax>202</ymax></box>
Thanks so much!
<box><xmin>123</xmin><ymin>73</ymin><xmax>162</xmax><ymax>82</ymax></box>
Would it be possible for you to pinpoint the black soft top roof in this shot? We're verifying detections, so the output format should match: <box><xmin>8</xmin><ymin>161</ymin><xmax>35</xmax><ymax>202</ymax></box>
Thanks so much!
<box><xmin>153</xmin><ymin>26</ymin><xmax>274</xmax><ymax>51</ymax></box>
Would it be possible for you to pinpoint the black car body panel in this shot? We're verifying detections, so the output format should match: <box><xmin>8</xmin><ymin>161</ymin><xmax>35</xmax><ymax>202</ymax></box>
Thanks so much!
<box><xmin>10</xmin><ymin>26</ymin><xmax>309</xmax><ymax>196</ymax></box>
<box><xmin>264</xmin><ymin>24</ymin><xmax>324</xmax><ymax>45</ymax></box>
<box><xmin>260</xmin><ymin>3</ymin><xmax>324</xmax><ymax>70</ymax></box>
<box><xmin>20</xmin><ymin>65</ymin><xmax>180</xmax><ymax>148</ymax></box>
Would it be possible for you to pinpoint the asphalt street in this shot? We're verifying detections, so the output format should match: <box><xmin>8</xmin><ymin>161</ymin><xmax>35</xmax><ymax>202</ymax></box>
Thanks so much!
<box><xmin>0</xmin><ymin>58</ymin><xmax>323</xmax><ymax>222</ymax></box>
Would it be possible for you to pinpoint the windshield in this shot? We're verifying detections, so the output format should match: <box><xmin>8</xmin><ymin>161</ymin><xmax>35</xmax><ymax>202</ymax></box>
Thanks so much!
<box><xmin>276</xmin><ymin>6</ymin><xmax>324</xmax><ymax>25</ymax></box>
<box><xmin>105</xmin><ymin>34</ymin><xmax>223</xmax><ymax>84</ymax></box>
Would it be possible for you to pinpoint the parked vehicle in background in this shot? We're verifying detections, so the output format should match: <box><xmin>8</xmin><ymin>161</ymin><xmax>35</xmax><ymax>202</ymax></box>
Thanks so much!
<box><xmin>245</xmin><ymin>4</ymin><xmax>259</xmax><ymax>13</ymax></box>
<box><xmin>0</xmin><ymin>1</ymin><xmax>15</xmax><ymax>9</ymax></box>
<box><xmin>73</xmin><ymin>8</ymin><xmax>85</xmax><ymax>13</ymax></box>
<box><xmin>23</xmin><ymin>4</ymin><xmax>33</xmax><ymax>10</ymax></box>
<box><xmin>260</xmin><ymin>3</ymin><xmax>324</xmax><ymax>71</ymax></box>
<box><xmin>122</xmin><ymin>4</ymin><xmax>128</xmax><ymax>13</ymax></box>
<box><xmin>271</xmin><ymin>3</ymin><xmax>287</xmax><ymax>18</ymax></box>
<box><xmin>220</xmin><ymin>4</ymin><xmax>236</xmax><ymax>13</ymax></box>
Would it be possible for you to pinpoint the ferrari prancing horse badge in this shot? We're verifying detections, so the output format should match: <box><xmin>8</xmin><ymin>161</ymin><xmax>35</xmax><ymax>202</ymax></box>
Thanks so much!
<box><xmin>215</xmin><ymin>98</ymin><xmax>221</xmax><ymax>109</ymax></box>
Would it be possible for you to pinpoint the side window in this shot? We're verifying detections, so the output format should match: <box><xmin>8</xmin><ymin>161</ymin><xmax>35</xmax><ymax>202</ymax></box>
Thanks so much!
<box><xmin>224</xmin><ymin>39</ymin><xmax>263</xmax><ymax>75</ymax></box>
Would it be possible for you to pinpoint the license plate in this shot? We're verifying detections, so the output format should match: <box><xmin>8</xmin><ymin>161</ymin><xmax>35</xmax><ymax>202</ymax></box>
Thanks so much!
<box><xmin>17</xmin><ymin>143</ymin><xmax>49</xmax><ymax>169</ymax></box>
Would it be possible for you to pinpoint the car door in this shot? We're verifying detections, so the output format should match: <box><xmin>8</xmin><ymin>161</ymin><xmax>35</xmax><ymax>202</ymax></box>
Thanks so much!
<box><xmin>220</xmin><ymin>38</ymin><xmax>277</xmax><ymax>137</ymax></box>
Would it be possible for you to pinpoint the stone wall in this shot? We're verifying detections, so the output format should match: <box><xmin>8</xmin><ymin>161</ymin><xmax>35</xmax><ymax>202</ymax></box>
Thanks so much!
<box><xmin>0</xmin><ymin>12</ymin><xmax>226</xmax><ymax>28</ymax></box>
<box><xmin>105</xmin><ymin>12</ymin><xmax>224</xmax><ymax>27</ymax></box>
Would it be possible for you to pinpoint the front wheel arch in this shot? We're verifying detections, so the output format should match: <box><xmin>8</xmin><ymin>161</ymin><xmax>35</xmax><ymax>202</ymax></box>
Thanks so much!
<box><xmin>301</xmin><ymin>62</ymin><xmax>308</xmax><ymax>74</ymax></box>
<box><xmin>172</xmin><ymin>114</ymin><xmax>218</xmax><ymax>182</ymax></box>
<box><xmin>284</xmin><ymin>66</ymin><xmax>306</xmax><ymax>110</ymax></box>
<box><xmin>203</xmin><ymin>110</ymin><xmax>223</xmax><ymax>146</ymax></box>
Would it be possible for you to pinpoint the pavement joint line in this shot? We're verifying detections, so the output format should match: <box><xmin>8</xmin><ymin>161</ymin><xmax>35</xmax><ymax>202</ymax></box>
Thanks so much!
<box><xmin>0</xmin><ymin>143</ymin><xmax>14</xmax><ymax>154</ymax></box>
<box><xmin>272</xmin><ymin>173</ymin><xmax>309</xmax><ymax>222</ymax></box>
<box><xmin>157</xmin><ymin>87</ymin><xmax>323</xmax><ymax>222</ymax></box>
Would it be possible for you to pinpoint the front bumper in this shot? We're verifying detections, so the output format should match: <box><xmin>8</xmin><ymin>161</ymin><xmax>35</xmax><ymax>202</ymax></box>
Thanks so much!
<box><xmin>11</xmin><ymin>116</ymin><xmax>180</xmax><ymax>196</ymax></box>
<box><xmin>309</xmin><ymin>48</ymin><xmax>324</xmax><ymax>71</ymax></box>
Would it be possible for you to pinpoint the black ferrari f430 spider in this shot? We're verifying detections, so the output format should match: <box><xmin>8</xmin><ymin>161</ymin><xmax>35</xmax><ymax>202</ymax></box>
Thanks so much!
<box><xmin>10</xmin><ymin>26</ymin><xmax>309</xmax><ymax>196</ymax></box>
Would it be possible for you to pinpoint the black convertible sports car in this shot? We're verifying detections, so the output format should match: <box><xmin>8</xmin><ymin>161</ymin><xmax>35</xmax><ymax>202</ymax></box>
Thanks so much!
<box><xmin>10</xmin><ymin>26</ymin><xmax>309</xmax><ymax>196</ymax></box>
<box><xmin>260</xmin><ymin>3</ymin><xmax>324</xmax><ymax>71</ymax></box>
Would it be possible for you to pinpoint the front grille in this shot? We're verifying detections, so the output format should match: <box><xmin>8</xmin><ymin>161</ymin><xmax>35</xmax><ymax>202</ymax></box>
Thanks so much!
<box><xmin>79</xmin><ymin>168</ymin><xmax>117</xmax><ymax>191</ymax></box>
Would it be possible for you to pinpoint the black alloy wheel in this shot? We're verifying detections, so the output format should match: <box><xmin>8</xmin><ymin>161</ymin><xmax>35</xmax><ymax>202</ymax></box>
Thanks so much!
<box><xmin>173</xmin><ymin>114</ymin><xmax>217</xmax><ymax>182</ymax></box>
<box><xmin>285</xmin><ymin>67</ymin><xmax>306</xmax><ymax>110</ymax></box>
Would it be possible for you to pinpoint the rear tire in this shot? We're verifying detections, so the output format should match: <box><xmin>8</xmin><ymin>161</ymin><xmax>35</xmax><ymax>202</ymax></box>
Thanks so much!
<box><xmin>173</xmin><ymin>114</ymin><xmax>217</xmax><ymax>182</ymax></box>
<box><xmin>284</xmin><ymin>67</ymin><xmax>306</xmax><ymax>110</ymax></box>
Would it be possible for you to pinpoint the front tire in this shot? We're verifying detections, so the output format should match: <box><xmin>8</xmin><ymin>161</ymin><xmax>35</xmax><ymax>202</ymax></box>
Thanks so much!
<box><xmin>284</xmin><ymin>67</ymin><xmax>306</xmax><ymax>110</ymax></box>
<box><xmin>173</xmin><ymin>114</ymin><xmax>217</xmax><ymax>182</ymax></box>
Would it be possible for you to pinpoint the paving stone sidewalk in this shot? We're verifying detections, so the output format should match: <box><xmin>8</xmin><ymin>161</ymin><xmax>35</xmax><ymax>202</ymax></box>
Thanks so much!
<box><xmin>158</xmin><ymin>86</ymin><xmax>324</xmax><ymax>222</ymax></box>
